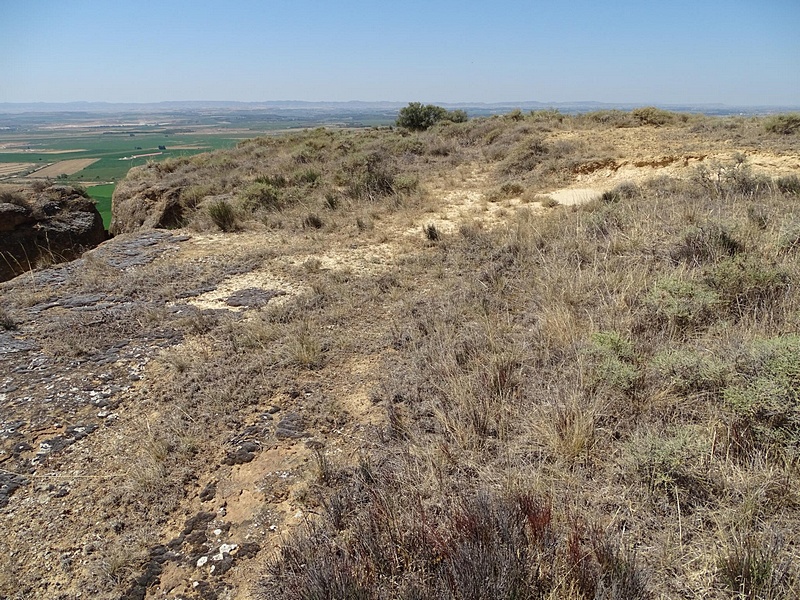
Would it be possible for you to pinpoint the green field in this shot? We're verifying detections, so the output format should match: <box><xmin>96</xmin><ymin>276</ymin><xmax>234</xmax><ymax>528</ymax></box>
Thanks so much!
<box><xmin>85</xmin><ymin>183</ymin><xmax>114</xmax><ymax>228</ymax></box>
<box><xmin>0</xmin><ymin>132</ymin><xmax>245</xmax><ymax>183</ymax></box>
<box><xmin>0</xmin><ymin>107</ymin><xmax>397</xmax><ymax>229</ymax></box>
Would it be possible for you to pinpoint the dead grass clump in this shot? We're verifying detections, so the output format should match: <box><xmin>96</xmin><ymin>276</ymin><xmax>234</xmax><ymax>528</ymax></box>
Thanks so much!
<box><xmin>669</xmin><ymin>223</ymin><xmax>743</xmax><ymax>265</ymax></box>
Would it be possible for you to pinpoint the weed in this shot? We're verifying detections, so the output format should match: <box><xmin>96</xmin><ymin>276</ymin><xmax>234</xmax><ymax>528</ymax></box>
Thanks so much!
<box><xmin>717</xmin><ymin>531</ymin><xmax>794</xmax><ymax>599</ymax></box>
<box><xmin>286</xmin><ymin>321</ymin><xmax>323</xmax><ymax>368</ymax></box>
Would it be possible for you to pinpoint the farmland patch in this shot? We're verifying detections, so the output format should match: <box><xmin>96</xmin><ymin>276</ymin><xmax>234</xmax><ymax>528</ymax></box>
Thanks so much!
<box><xmin>27</xmin><ymin>158</ymin><xmax>99</xmax><ymax>178</ymax></box>
<box><xmin>0</xmin><ymin>163</ymin><xmax>36</xmax><ymax>177</ymax></box>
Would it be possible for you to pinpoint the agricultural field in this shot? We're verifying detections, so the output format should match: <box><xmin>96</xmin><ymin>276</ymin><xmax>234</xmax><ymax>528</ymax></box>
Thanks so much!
<box><xmin>0</xmin><ymin>106</ymin><xmax>400</xmax><ymax>228</ymax></box>
<box><xmin>0</xmin><ymin>162</ymin><xmax>35</xmax><ymax>177</ymax></box>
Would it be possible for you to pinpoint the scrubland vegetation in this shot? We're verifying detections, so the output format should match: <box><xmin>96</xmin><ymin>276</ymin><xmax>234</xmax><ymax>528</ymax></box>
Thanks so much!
<box><xmin>123</xmin><ymin>109</ymin><xmax>798</xmax><ymax>598</ymax></box>
<box><xmin>3</xmin><ymin>108</ymin><xmax>799</xmax><ymax>599</ymax></box>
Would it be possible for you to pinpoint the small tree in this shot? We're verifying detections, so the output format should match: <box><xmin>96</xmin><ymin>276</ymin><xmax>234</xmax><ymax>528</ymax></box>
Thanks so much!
<box><xmin>396</xmin><ymin>103</ymin><xmax>467</xmax><ymax>131</ymax></box>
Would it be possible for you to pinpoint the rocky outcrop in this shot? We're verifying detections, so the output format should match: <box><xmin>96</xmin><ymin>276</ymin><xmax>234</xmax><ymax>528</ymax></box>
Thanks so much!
<box><xmin>0</xmin><ymin>186</ymin><xmax>107</xmax><ymax>282</ymax></box>
<box><xmin>109</xmin><ymin>175</ymin><xmax>184</xmax><ymax>235</ymax></box>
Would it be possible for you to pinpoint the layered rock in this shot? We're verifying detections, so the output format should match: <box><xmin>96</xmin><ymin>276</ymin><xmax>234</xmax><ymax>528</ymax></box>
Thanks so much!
<box><xmin>0</xmin><ymin>186</ymin><xmax>107</xmax><ymax>282</ymax></box>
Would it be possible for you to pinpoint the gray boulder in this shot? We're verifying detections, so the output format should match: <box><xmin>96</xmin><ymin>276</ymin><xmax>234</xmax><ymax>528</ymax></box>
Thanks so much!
<box><xmin>0</xmin><ymin>186</ymin><xmax>107</xmax><ymax>282</ymax></box>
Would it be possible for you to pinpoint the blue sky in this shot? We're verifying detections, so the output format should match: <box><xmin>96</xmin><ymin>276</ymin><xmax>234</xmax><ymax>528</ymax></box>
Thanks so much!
<box><xmin>1</xmin><ymin>0</ymin><xmax>798</xmax><ymax>105</ymax></box>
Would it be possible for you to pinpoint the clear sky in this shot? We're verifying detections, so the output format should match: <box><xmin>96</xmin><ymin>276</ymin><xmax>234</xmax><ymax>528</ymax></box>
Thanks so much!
<box><xmin>1</xmin><ymin>0</ymin><xmax>798</xmax><ymax>106</ymax></box>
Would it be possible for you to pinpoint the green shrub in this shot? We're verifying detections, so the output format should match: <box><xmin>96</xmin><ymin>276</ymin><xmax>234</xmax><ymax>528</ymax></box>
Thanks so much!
<box><xmin>724</xmin><ymin>335</ymin><xmax>800</xmax><ymax>450</ymax></box>
<box><xmin>395</xmin><ymin>102</ymin><xmax>464</xmax><ymax>131</ymax></box>
<box><xmin>631</xmin><ymin>106</ymin><xmax>675</xmax><ymax>126</ymax></box>
<box><xmin>626</xmin><ymin>426</ymin><xmax>712</xmax><ymax>497</ymax></box>
<box><xmin>587</xmin><ymin>331</ymin><xmax>640</xmax><ymax>394</ymax></box>
<box><xmin>207</xmin><ymin>200</ymin><xmax>237</xmax><ymax>232</ymax></box>
<box><xmin>764</xmin><ymin>113</ymin><xmax>800</xmax><ymax>135</ymax></box>
<box><xmin>704</xmin><ymin>255</ymin><xmax>790</xmax><ymax>319</ymax></box>
<box><xmin>240</xmin><ymin>182</ymin><xmax>283</xmax><ymax>211</ymax></box>
<box><xmin>650</xmin><ymin>349</ymin><xmax>729</xmax><ymax>396</ymax></box>
<box><xmin>255</xmin><ymin>174</ymin><xmax>289</xmax><ymax>188</ymax></box>
<box><xmin>345</xmin><ymin>153</ymin><xmax>399</xmax><ymax>201</ymax></box>
<box><xmin>295</xmin><ymin>169</ymin><xmax>321</xmax><ymax>186</ymax></box>
<box><xmin>643</xmin><ymin>277</ymin><xmax>722</xmax><ymax>335</ymax></box>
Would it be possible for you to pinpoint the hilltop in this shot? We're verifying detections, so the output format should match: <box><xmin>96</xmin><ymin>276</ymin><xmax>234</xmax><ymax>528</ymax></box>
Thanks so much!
<box><xmin>1</xmin><ymin>109</ymin><xmax>799</xmax><ymax>599</ymax></box>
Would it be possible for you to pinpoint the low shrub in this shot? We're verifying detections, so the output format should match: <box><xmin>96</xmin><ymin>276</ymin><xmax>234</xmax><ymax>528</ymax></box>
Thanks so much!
<box><xmin>650</xmin><ymin>349</ymin><xmax>729</xmax><ymax>396</ymax></box>
<box><xmin>303</xmin><ymin>213</ymin><xmax>323</xmax><ymax>229</ymax></box>
<box><xmin>423</xmin><ymin>223</ymin><xmax>441</xmax><ymax>241</ymax></box>
<box><xmin>264</xmin><ymin>489</ymin><xmax>649</xmax><ymax>600</ymax></box>
<box><xmin>669</xmin><ymin>224</ymin><xmax>742</xmax><ymax>265</ymax></box>
<box><xmin>601</xmin><ymin>181</ymin><xmax>639</xmax><ymax>203</ymax></box>
<box><xmin>764</xmin><ymin>113</ymin><xmax>800</xmax><ymax>135</ymax></box>
<box><xmin>775</xmin><ymin>174</ymin><xmax>800</xmax><ymax>195</ymax></box>
<box><xmin>632</xmin><ymin>106</ymin><xmax>676</xmax><ymax>126</ymax></box>
<box><xmin>704</xmin><ymin>255</ymin><xmax>790</xmax><ymax>319</ymax></box>
<box><xmin>642</xmin><ymin>277</ymin><xmax>722</xmax><ymax>336</ymax></box>
<box><xmin>586</xmin><ymin>331</ymin><xmax>640</xmax><ymax>395</ymax></box>
<box><xmin>723</xmin><ymin>335</ymin><xmax>800</xmax><ymax>450</ymax></box>
<box><xmin>207</xmin><ymin>200</ymin><xmax>237</xmax><ymax>231</ymax></box>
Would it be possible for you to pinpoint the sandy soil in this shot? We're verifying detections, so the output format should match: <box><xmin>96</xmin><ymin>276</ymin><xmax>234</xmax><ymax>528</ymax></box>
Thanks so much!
<box><xmin>26</xmin><ymin>158</ymin><xmax>99</xmax><ymax>178</ymax></box>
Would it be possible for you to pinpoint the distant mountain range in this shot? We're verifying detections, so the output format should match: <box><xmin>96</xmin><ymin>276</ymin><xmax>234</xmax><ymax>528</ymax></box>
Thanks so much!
<box><xmin>1</xmin><ymin>100</ymin><xmax>797</xmax><ymax>116</ymax></box>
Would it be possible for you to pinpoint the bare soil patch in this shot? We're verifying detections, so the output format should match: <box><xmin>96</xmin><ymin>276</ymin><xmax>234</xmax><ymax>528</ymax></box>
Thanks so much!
<box><xmin>27</xmin><ymin>158</ymin><xmax>99</xmax><ymax>178</ymax></box>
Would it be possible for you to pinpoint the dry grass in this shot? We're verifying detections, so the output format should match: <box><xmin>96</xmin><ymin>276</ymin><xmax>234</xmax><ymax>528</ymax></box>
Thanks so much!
<box><xmin>3</xmin><ymin>110</ymin><xmax>800</xmax><ymax>598</ymax></box>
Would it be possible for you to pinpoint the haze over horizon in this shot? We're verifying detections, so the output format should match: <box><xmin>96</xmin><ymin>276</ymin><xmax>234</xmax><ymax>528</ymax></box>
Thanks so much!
<box><xmin>1</xmin><ymin>0</ymin><xmax>798</xmax><ymax>107</ymax></box>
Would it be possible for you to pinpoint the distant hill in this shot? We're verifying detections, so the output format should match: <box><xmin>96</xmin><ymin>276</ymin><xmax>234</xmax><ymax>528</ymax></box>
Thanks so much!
<box><xmin>1</xmin><ymin>100</ymin><xmax>798</xmax><ymax>116</ymax></box>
